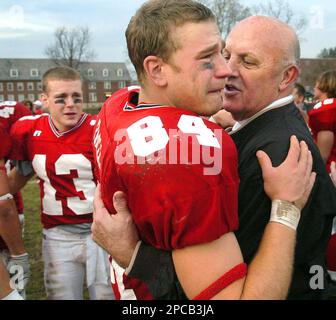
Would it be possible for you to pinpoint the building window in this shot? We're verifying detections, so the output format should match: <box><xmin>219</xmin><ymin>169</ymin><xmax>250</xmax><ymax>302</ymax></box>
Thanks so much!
<box><xmin>28</xmin><ymin>94</ymin><xmax>35</xmax><ymax>101</ymax></box>
<box><xmin>89</xmin><ymin>92</ymin><xmax>97</xmax><ymax>102</ymax></box>
<box><xmin>7</xmin><ymin>83</ymin><xmax>14</xmax><ymax>91</ymax></box>
<box><xmin>10</xmin><ymin>69</ymin><xmax>18</xmax><ymax>77</ymax></box>
<box><xmin>89</xmin><ymin>82</ymin><xmax>96</xmax><ymax>90</ymax></box>
<box><xmin>87</xmin><ymin>68</ymin><xmax>94</xmax><ymax>77</ymax></box>
<box><xmin>104</xmin><ymin>81</ymin><xmax>111</xmax><ymax>90</ymax></box>
<box><xmin>27</xmin><ymin>82</ymin><xmax>34</xmax><ymax>91</ymax></box>
<box><xmin>102</xmin><ymin>69</ymin><xmax>109</xmax><ymax>77</ymax></box>
<box><xmin>118</xmin><ymin>81</ymin><xmax>126</xmax><ymax>89</ymax></box>
<box><xmin>30</xmin><ymin>69</ymin><xmax>39</xmax><ymax>77</ymax></box>
<box><xmin>37</xmin><ymin>82</ymin><xmax>43</xmax><ymax>91</ymax></box>
<box><xmin>0</xmin><ymin>83</ymin><xmax>3</xmax><ymax>91</ymax></box>
<box><xmin>17</xmin><ymin>82</ymin><xmax>24</xmax><ymax>91</ymax></box>
<box><xmin>18</xmin><ymin>94</ymin><xmax>25</xmax><ymax>102</ymax></box>
<box><xmin>0</xmin><ymin>95</ymin><xmax>4</xmax><ymax>101</ymax></box>
<box><xmin>117</xmin><ymin>68</ymin><xmax>123</xmax><ymax>77</ymax></box>
<box><xmin>7</xmin><ymin>94</ymin><xmax>15</xmax><ymax>101</ymax></box>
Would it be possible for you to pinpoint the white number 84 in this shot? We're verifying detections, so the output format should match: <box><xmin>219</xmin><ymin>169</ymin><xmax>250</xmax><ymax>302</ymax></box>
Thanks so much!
<box><xmin>127</xmin><ymin>115</ymin><xmax>220</xmax><ymax>157</ymax></box>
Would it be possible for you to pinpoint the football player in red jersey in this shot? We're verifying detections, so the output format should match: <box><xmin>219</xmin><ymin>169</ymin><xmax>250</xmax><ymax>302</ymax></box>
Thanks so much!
<box><xmin>93</xmin><ymin>0</ymin><xmax>315</xmax><ymax>300</ymax></box>
<box><xmin>9</xmin><ymin>67</ymin><xmax>114</xmax><ymax>300</ymax></box>
<box><xmin>0</xmin><ymin>102</ymin><xmax>31</xmax><ymax>300</ymax></box>
<box><xmin>309</xmin><ymin>70</ymin><xmax>336</xmax><ymax>172</ymax></box>
<box><xmin>0</xmin><ymin>101</ymin><xmax>31</xmax><ymax>248</ymax></box>
<box><xmin>0</xmin><ymin>124</ymin><xmax>28</xmax><ymax>300</ymax></box>
<box><xmin>0</xmin><ymin>101</ymin><xmax>31</xmax><ymax>252</ymax></box>
<box><xmin>309</xmin><ymin>71</ymin><xmax>336</xmax><ymax>282</ymax></box>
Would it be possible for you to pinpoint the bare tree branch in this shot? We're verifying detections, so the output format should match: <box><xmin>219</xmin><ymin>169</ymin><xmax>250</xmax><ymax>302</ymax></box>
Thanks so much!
<box><xmin>45</xmin><ymin>26</ymin><xmax>96</xmax><ymax>69</ymax></box>
<box><xmin>251</xmin><ymin>0</ymin><xmax>308</xmax><ymax>35</ymax></box>
<box><xmin>199</xmin><ymin>0</ymin><xmax>251</xmax><ymax>38</ymax></box>
<box><xmin>199</xmin><ymin>0</ymin><xmax>307</xmax><ymax>38</ymax></box>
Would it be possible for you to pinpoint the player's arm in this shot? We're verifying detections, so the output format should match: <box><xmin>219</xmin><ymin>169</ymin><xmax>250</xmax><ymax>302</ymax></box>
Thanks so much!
<box><xmin>173</xmin><ymin>136</ymin><xmax>314</xmax><ymax>299</ymax></box>
<box><xmin>209</xmin><ymin>109</ymin><xmax>235</xmax><ymax>129</ymax></box>
<box><xmin>94</xmin><ymin>136</ymin><xmax>314</xmax><ymax>299</ymax></box>
<box><xmin>0</xmin><ymin>159</ymin><xmax>26</xmax><ymax>256</ymax></box>
<box><xmin>0</xmin><ymin>158</ymin><xmax>30</xmax><ymax>297</ymax></box>
<box><xmin>7</xmin><ymin>166</ymin><xmax>34</xmax><ymax>195</ymax></box>
<box><xmin>316</xmin><ymin>130</ymin><xmax>334</xmax><ymax>163</ymax></box>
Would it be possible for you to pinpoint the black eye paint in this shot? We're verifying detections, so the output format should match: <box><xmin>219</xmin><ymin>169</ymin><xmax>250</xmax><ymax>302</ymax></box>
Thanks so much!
<box><xmin>55</xmin><ymin>99</ymin><xmax>65</xmax><ymax>104</ymax></box>
<box><xmin>203</xmin><ymin>62</ymin><xmax>214</xmax><ymax>70</ymax></box>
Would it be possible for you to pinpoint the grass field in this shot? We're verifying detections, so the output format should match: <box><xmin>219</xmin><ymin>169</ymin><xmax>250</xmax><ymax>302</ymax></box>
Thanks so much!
<box><xmin>21</xmin><ymin>179</ymin><xmax>45</xmax><ymax>300</ymax></box>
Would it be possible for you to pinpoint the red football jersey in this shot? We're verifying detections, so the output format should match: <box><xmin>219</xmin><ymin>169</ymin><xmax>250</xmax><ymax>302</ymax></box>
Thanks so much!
<box><xmin>10</xmin><ymin>113</ymin><xmax>97</xmax><ymax>229</ymax></box>
<box><xmin>0</xmin><ymin>101</ymin><xmax>31</xmax><ymax>133</ymax></box>
<box><xmin>0</xmin><ymin>124</ymin><xmax>11</xmax><ymax>159</ymax></box>
<box><xmin>94</xmin><ymin>87</ymin><xmax>240</xmax><ymax>299</ymax></box>
<box><xmin>0</xmin><ymin>101</ymin><xmax>31</xmax><ymax>250</ymax></box>
<box><xmin>308</xmin><ymin>98</ymin><xmax>336</xmax><ymax>171</ymax></box>
<box><xmin>0</xmin><ymin>101</ymin><xmax>31</xmax><ymax>159</ymax></box>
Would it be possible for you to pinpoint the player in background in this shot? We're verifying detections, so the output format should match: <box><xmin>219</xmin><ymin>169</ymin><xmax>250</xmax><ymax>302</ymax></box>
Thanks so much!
<box><xmin>308</xmin><ymin>70</ymin><xmax>336</xmax><ymax>283</ymax></box>
<box><xmin>0</xmin><ymin>101</ymin><xmax>31</xmax><ymax>261</ymax></box>
<box><xmin>0</xmin><ymin>123</ymin><xmax>28</xmax><ymax>300</ymax></box>
<box><xmin>93</xmin><ymin>0</ymin><xmax>315</xmax><ymax>300</ymax></box>
<box><xmin>309</xmin><ymin>70</ymin><xmax>336</xmax><ymax>172</ymax></box>
<box><xmin>8</xmin><ymin>67</ymin><xmax>114</xmax><ymax>300</ymax></box>
<box><xmin>0</xmin><ymin>101</ymin><xmax>31</xmax><ymax>299</ymax></box>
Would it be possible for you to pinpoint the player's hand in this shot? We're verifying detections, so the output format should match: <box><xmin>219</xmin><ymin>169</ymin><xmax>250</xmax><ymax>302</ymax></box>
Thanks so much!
<box><xmin>256</xmin><ymin>135</ymin><xmax>316</xmax><ymax>210</ymax></box>
<box><xmin>92</xmin><ymin>184</ymin><xmax>139</xmax><ymax>268</ymax></box>
<box><xmin>330</xmin><ymin>161</ymin><xmax>336</xmax><ymax>187</ymax></box>
<box><xmin>211</xmin><ymin>109</ymin><xmax>236</xmax><ymax>129</ymax></box>
<box><xmin>6</xmin><ymin>252</ymin><xmax>30</xmax><ymax>299</ymax></box>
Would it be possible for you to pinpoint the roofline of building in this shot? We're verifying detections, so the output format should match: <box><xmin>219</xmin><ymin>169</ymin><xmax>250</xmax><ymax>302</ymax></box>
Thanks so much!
<box><xmin>300</xmin><ymin>57</ymin><xmax>336</xmax><ymax>61</ymax></box>
<box><xmin>0</xmin><ymin>58</ymin><xmax>127</xmax><ymax>64</ymax></box>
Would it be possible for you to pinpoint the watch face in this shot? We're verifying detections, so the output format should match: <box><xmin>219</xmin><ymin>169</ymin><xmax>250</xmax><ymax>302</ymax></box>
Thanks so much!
<box><xmin>277</xmin><ymin>207</ymin><xmax>290</xmax><ymax>218</ymax></box>
<box><xmin>271</xmin><ymin>200</ymin><xmax>300</xmax><ymax>230</ymax></box>
<box><xmin>276</xmin><ymin>202</ymin><xmax>299</xmax><ymax>219</ymax></box>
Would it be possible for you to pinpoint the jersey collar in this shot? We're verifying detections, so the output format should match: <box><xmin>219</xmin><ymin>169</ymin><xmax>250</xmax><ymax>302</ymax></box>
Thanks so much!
<box><xmin>123</xmin><ymin>90</ymin><xmax>172</xmax><ymax>111</ymax></box>
<box><xmin>48</xmin><ymin>113</ymin><xmax>88</xmax><ymax>138</ymax></box>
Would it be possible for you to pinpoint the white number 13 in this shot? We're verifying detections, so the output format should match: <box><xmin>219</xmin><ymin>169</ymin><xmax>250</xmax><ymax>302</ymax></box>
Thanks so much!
<box><xmin>32</xmin><ymin>154</ymin><xmax>95</xmax><ymax>216</ymax></box>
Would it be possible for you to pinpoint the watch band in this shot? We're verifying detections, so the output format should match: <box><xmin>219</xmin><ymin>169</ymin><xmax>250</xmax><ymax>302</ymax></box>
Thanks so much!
<box><xmin>270</xmin><ymin>199</ymin><xmax>301</xmax><ymax>230</ymax></box>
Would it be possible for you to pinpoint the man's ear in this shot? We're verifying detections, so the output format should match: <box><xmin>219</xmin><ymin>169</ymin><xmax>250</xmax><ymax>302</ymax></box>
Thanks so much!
<box><xmin>143</xmin><ymin>56</ymin><xmax>168</xmax><ymax>87</ymax></box>
<box><xmin>279</xmin><ymin>65</ymin><xmax>300</xmax><ymax>92</ymax></box>
<box><xmin>40</xmin><ymin>93</ymin><xmax>49</xmax><ymax>109</ymax></box>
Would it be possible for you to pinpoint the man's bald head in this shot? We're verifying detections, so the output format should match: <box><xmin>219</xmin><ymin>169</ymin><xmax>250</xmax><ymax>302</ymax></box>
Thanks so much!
<box><xmin>229</xmin><ymin>16</ymin><xmax>300</xmax><ymax>68</ymax></box>
<box><xmin>222</xmin><ymin>15</ymin><xmax>301</xmax><ymax>120</ymax></box>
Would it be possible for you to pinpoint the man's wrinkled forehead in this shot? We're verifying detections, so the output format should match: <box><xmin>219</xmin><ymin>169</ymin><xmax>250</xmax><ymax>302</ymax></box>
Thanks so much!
<box><xmin>226</xmin><ymin>16</ymin><xmax>294</xmax><ymax>55</ymax></box>
<box><xmin>225</xmin><ymin>24</ymin><xmax>282</xmax><ymax>59</ymax></box>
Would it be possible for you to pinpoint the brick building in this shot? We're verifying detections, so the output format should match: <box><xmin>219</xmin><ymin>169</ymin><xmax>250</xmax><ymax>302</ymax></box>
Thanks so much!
<box><xmin>3</xmin><ymin>57</ymin><xmax>335</xmax><ymax>105</ymax></box>
<box><xmin>0</xmin><ymin>58</ymin><xmax>132</xmax><ymax>109</ymax></box>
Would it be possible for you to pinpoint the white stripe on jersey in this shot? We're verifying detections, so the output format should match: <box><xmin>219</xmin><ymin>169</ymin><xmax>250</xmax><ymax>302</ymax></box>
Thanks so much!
<box><xmin>111</xmin><ymin>258</ymin><xmax>137</xmax><ymax>300</ymax></box>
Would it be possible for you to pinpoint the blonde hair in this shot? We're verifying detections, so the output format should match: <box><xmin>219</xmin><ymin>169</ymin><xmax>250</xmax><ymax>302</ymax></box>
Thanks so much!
<box><xmin>126</xmin><ymin>0</ymin><xmax>215</xmax><ymax>85</ymax></box>
<box><xmin>316</xmin><ymin>70</ymin><xmax>336</xmax><ymax>98</ymax></box>
<box><xmin>42</xmin><ymin>66</ymin><xmax>81</xmax><ymax>93</ymax></box>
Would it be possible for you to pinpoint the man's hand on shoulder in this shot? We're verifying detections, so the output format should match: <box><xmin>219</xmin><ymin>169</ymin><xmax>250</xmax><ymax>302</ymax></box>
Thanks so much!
<box><xmin>256</xmin><ymin>135</ymin><xmax>316</xmax><ymax>210</ymax></box>
<box><xmin>92</xmin><ymin>184</ymin><xmax>139</xmax><ymax>268</ymax></box>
